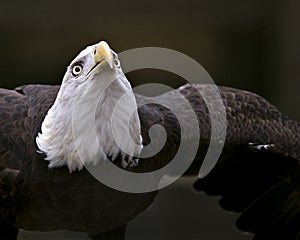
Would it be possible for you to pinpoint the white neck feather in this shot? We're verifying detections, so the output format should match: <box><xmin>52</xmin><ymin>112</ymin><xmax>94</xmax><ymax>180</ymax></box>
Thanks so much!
<box><xmin>36</xmin><ymin>73</ymin><xmax>143</xmax><ymax>172</ymax></box>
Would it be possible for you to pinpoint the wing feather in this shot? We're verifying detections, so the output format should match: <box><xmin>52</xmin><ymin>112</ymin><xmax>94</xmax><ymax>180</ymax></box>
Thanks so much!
<box><xmin>0</xmin><ymin>83</ymin><xmax>299</xmax><ymax>239</ymax></box>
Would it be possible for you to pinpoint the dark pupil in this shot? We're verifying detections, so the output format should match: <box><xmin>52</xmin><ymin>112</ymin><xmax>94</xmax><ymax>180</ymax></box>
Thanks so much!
<box><xmin>75</xmin><ymin>66</ymin><xmax>81</xmax><ymax>73</ymax></box>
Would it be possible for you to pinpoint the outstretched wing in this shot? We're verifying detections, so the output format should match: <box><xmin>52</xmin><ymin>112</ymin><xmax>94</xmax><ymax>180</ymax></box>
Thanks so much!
<box><xmin>184</xmin><ymin>84</ymin><xmax>300</xmax><ymax>240</ymax></box>
<box><xmin>136</xmin><ymin>83</ymin><xmax>300</xmax><ymax>239</ymax></box>
<box><xmin>0</xmin><ymin>87</ymin><xmax>28</xmax><ymax>236</ymax></box>
<box><xmin>0</xmin><ymin>85</ymin><xmax>59</xmax><ymax>231</ymax></box>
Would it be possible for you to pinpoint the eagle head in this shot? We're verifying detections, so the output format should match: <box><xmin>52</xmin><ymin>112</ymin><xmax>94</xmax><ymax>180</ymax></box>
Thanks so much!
<box><xmin>36</xmin><ymin>41</ymin><xmax>143</xmax><ymax>172</ymax></box>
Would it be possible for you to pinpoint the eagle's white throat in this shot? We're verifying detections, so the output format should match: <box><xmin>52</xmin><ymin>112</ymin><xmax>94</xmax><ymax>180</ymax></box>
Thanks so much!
<box><xmin>36</xmin><ymin>41</ymin><xmax>143</xmax><ymax>172</ymax></box>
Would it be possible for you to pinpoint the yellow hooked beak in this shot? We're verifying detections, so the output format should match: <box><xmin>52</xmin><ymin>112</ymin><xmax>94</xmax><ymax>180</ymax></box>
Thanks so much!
<box><xmin>94</xmin><ymin>41</ymin><xmax>114</xmax><ymax>69</ymax></box>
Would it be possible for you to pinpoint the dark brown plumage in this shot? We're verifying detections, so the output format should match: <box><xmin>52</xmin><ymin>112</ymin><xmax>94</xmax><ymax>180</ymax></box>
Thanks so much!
<box><xmin>0</xmin><ymin>83</ymin><xmax>299</xmax><ymax>239</ymax></box>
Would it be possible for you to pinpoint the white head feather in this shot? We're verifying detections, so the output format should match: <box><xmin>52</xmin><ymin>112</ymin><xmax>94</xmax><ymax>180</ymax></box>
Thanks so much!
<box><xmin>36</xmin><ymin>41</ymin><xmax>143</xmax><ymax>172</ymax></box>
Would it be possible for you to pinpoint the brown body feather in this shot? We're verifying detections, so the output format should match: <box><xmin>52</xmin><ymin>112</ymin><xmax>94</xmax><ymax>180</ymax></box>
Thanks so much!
<box><xmin>0</xmin><ymin>84</ymin><xmax>299</xmax><ymax>239</ymax></box>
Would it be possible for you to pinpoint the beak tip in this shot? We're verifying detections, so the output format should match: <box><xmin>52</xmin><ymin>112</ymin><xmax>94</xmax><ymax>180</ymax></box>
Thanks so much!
<box><xmin>95</xmin><ymin>41</ymin><xmax>114</xmax><ymax>69</ymax></box>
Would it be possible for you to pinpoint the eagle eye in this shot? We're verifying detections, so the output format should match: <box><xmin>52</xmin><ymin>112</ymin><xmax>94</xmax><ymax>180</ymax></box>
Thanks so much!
<box><xmin>72</xmin><ymin>64</ymin><xmax>83</xmax><ymax>76</ymax></box>
<box><xmin>114</xmin><ymin>59</ymin><xmax>120</xmax><ymax>68</ymax></box>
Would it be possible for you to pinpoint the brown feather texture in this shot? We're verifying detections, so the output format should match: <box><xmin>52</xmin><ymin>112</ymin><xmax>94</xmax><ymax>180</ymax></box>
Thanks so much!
<box><xmin>0</xmin><ymin>82</ymin><xmax>299</xmax><ymax>239</ymax></box>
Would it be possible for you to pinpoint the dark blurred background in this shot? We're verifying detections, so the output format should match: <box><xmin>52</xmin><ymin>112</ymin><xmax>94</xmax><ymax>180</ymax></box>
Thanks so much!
<box><xmin>1</xmin><ymin>0</ymin><xmax>299</xmax><ymax>239</ymax></box>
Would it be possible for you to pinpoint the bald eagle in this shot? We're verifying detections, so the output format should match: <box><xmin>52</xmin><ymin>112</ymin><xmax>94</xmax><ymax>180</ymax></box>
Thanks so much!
<box><xmin>0</xmin><ymin>41</ymin><xmax>299</xmax><ymax>240</ymax></box>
